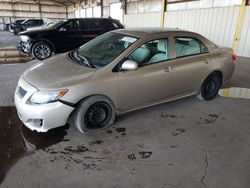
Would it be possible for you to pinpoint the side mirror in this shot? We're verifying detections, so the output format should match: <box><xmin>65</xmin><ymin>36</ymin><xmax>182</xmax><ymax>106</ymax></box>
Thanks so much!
<box><xmin>59</xmin><ymin>27</ymin><xmax>66</xmax><ymax>32</ymax></box>
<box><xmin>121</xmin><ymin>60</ymin><xmax>138</xmax><ymax>71</ymax></box>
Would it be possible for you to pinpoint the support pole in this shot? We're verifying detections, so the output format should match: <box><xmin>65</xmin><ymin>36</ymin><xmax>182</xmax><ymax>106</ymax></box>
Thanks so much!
<box><xmin>66</xmin><ymin>5</ymin><xmax>68</xmax><ymax>18</ymax></box>
<box><xmin>160</xmin><ymin>0</ymin><xmax>167</xmax><ymax>28</ymax></box>
<box><xmin>100</xmin><ymin>0</ymin><xmax>103</xmax><ymax>17</ymax></box>
<box><xmin>232</xmin><ymin>0</ymin><xmax>247</xmax><ymax>53</ymax></box>
<box><xmin>11</xmin><ymin>0</ymin><xmax>15</xmax><ymax>19</ymax></box>
<box><xmin>38</xmin><ymin>1</ymin><xmax>42</xmax><ymax>19</ymax></box>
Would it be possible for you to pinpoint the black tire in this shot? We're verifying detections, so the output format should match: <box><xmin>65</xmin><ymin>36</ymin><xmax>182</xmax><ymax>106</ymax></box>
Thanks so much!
<box><xmin>74</xmin><ymin>95</ymin><xmax>116</xmax><ymax>133</ymax></box>
<box><xmin>197</xmin><ymin>72</ymin><xmax>222</xmax><ymax>100</ymax></box>
<box><xmin>32</xmin><ymin>42</ymin><xmax>52</xmax><ymax>60</ymax></box>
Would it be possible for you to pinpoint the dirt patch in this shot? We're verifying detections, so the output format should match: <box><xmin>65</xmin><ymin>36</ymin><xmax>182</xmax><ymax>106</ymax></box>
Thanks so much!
<box><xmin>138</xmin><ymin>151</ymin><xmax>152</xmax><ymax>159</ymax></box>
<box><xmin>198</xmin><ymin>114</ymin><xmax>219</xmax><ymax>125</ymax></box>
<box><xmin>90</xmin><ymin>140</ymin><xmax>103</xmax><ymax>145</ymax></box>
<box><xmin>128</xmin><ymin>153</ymin><xmax>136</xmax><ymax>160</ymax></box>
<box><xmin>172</xmin><ymin>128</ymin><xmax>185</xmax><ymax>136</ymax></box>
<box><xmin>115</xmin><ymin>127</ymin><xmax>126</xmax><ymax>133</ymax></box>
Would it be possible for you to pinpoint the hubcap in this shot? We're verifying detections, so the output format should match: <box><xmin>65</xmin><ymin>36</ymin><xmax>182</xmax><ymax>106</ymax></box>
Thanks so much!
<box><xmin>34</xmin><ymin>44</ymin><xmax>50</xmax><ymax>60</ymax></box>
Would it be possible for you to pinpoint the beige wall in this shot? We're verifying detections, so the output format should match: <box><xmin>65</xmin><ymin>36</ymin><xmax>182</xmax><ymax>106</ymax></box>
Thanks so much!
<box><xmin>0</xmin><ymin>0</ymin><xmax>68</xmax><ymax>29</ymax></box>
<box><xmin>124</xmin><ymin>6</ymin><xmax>250</xmax><ymax>58</ymax></box>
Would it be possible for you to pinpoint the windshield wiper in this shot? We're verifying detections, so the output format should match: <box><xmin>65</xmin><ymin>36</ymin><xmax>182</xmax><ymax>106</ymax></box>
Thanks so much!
<box><xmin>75</xmin><ymin>49</ymin><xmax>95</xmax><ymax>68</ymax></box>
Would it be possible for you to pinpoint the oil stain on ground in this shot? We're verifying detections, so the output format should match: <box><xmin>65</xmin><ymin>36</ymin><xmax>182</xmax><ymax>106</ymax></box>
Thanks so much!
<box><xmin>128</xmin><ymin>151</ymin><xmax>152</xmax><ymax>160</ymax></box>
<box><xmin>198</xmin><ymin>114</ymin><xmax>219</xmax><ymax>125</ymax></box>
<box><xmin>0</xmin><ymin>107</ymin><xmax>68</xmax><ymax>184</ymax></box>
<box><xmin>172</xmin><ymin>128</ymin><xmax>185</xmax><ymax>136</ymax></box>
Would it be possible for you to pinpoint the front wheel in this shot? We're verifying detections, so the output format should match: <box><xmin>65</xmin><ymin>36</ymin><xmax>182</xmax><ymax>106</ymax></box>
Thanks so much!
<box><xmin>32</xmin><ymin>42</ymin><xmax>52</xmax><ymax>60</ymax></box>
<box><xmin>197</xmin><ymin>72</ymin><xmax>222</xmax><ymax>100</ymax></box>
<box><xmin>74</xmin><ymin>96</ymin><xmax>116</xmax><ymax>133</ymax></box>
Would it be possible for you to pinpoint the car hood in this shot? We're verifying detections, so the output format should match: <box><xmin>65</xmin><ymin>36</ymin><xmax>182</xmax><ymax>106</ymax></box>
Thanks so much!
<box><xmin>19</xmin><ymin>28</ymin><xmax>54</xmax><ymax>36</ymax></box>
<box><xmin>22</xmin><ymin>53</ymin><xmax>96</xmax><ymax>89</ymax></box>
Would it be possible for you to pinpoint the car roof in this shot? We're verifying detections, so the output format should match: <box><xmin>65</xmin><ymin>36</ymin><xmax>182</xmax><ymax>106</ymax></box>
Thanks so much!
<box><xmin>66</xmin><ymin>18</ymin><xmax>117</xmax><ymax>21</ymax></box>
<box><xmin>112</xmin><ymin>28</ymin><xmax>218</xmax><ymax>50</ymax></box>
<box><xmin>112</xmin><ymin>28</ymin><xmax>198</xmax><ymax>38</ymax></box>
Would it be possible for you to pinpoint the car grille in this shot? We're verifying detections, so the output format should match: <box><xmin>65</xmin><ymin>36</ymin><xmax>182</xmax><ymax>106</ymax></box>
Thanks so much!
<box><xmin>19</xmin><ymin>86</ymin><xmax>27</xmax><ymax>98</ymax></box>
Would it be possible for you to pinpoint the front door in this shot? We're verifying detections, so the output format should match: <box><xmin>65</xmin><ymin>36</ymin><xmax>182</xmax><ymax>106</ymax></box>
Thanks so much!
<box><xmin>54</xmin><ymin>20</ymin><xmax>81</xmax><ymax>52</ymax></box>
<box><xmin>118</xmin><ymin>38</ymin><xmax>177</xmax><ymax>111</ymax></box>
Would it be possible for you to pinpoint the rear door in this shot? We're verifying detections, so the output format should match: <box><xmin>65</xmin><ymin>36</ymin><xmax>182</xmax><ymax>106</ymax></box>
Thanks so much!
<box><xmin>168</xmin><ymin>36</ymin><xmax>212</xmax><ymax>95</ymax></box>
<box><xmin>78</xmin><ymin>19</ymin><xmax>103</xmax><ymax>45</ymax></box>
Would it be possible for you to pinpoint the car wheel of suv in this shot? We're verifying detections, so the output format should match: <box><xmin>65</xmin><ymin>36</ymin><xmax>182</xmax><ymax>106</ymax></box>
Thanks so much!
<box><xmin>74</xmin><ymin>95</ymin><xmax>116</xmax><ymax>133</ymax></box>
<box><xmin>32</xmin><ymin>42</ymin><xmax>52</xmax><ymax>60</ymax></box>
<box><xmin>197</xmin><ymin>72</ymin><xmax>222</xmax><ymax>100</ymax></box>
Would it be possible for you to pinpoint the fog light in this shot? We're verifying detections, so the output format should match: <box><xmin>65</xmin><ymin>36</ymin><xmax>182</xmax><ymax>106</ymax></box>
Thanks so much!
<box><xmin>26</xmin><ymin>119</ymin><xmax>43</xmax><ymax>128</ymax></box>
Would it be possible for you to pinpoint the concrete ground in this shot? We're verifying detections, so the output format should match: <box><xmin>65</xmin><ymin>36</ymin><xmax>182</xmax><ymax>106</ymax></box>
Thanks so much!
<box><xmin>0</xmin><ymin>31</ymin><xmax>19</xmax><ymax>48</ymax></box>
<box><xmin>0</xmin><ymin>30</ymin><xmax>250</xmax><ymax>188</ymax></box>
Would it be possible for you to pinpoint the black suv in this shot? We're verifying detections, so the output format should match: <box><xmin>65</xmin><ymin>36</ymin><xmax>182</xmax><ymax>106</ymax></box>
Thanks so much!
<box><xmin>14</xmin><ymin>19</ymin><xmax>44</xmax><ymax>35</ymax></box>
<box><xmin>7</xmin><ymin>19</ymin><xmax>25</xmax><ymax>32</ymax></box>
<box><xmin>19</xmin><ymin>18</ymin><xmax>124</xmax><ymax>60</ymax></box>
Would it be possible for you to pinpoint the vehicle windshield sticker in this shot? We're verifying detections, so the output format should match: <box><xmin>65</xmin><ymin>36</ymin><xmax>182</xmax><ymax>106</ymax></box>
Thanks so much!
<box><xmin>121</xmin><ymin>37</ymin><xmax>137</xmax><ymax>43</ymax></box>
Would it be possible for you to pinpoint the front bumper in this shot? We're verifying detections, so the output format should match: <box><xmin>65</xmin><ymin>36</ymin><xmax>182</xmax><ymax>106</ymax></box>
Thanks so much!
<box><xmin>14</xmin><ymin>77</ymin><xmax>74</xmax><ymax>132</ymax></box>
<box><xmin>18</xmin><ymin>40</ymin><xmax>32</xmax><ymax>54</ymax></box>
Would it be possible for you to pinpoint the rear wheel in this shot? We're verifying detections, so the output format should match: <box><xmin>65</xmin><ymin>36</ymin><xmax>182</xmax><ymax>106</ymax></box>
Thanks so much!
<box><xmin>197</xmin><ymin>72</ymin><xmax>222</xmax><ymax>100</ymax></box>
<box><xmin>32</xmin><ymin>42</ymin><xmax>52</xmax><ymax>60</ymax></box>
<box><xmin>74</xmin><ymin>96</ymin><xmax>116</xmax><ymax>133</ymax></box>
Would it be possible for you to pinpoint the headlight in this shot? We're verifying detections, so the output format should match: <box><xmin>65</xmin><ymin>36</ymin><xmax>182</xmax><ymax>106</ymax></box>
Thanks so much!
<box><xmin>30</xmin><ymin>89</ymin><xmax>68</xmax><ymax>104</ymax></box>
<box><xmin>20</xmin><ymin>35</ymin><xmax>30</xmax><ymax>42</ymax></box>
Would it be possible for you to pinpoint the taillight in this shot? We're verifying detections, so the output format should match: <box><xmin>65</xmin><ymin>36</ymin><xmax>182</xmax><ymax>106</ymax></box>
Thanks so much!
<box><xmin>232</xmin><ymin>53</ymin><xmax>237</xmax><ymax>61</ymax></box>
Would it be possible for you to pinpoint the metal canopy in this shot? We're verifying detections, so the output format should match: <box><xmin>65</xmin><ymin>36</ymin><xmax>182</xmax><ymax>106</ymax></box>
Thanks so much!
<box><xmin>0</xmin><ymin>0</ymin><xmax>82</xmax><ymax>6</ymax></box>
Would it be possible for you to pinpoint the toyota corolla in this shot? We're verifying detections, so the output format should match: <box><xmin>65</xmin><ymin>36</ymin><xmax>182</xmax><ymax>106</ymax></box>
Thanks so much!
<box><xmin>14</xmin><ymin>28</ymin><xmax>235</xmax><ymax>133</ymax></box>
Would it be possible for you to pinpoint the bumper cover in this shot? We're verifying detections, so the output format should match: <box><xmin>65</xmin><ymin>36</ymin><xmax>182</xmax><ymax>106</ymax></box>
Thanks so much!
<box><xmin>14</xmin><ymin>78</ymin><xmax>74</xmax><ymax>132</ymax></box>
<box><xmin>18</xmin><ymin>40</ymin><xmax>31</xmax><ymax>54</ymax></box>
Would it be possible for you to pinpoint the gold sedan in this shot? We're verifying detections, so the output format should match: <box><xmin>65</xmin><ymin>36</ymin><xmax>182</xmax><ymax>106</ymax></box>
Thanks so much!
<box><xmin>15</xmin><ymin>28</ymin><xmax>235</xmax><ymax>133</ymax></box>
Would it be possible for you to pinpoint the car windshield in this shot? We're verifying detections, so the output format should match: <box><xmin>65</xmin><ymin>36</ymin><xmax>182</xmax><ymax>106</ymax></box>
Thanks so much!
<box><xmin>77</xmin><ymin>32</ymin><xmax>138</xmax><ymax>68</ymax></box>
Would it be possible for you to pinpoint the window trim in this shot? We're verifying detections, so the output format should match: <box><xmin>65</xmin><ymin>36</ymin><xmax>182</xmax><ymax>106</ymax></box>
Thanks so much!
<box><xmin>174</xmin><ymin>36</ymin><xmax>209</xmax><ymax>59</ymax></box>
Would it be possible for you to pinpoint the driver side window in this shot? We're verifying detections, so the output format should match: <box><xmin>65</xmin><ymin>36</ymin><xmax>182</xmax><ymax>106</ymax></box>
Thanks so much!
<box><xmin>129</xmin><ymin>38</ymin><xmax>169</xmax><ymax>66</ymax></box>
<box><xmin>62</xmin><ymin>20</ymin><xmax>79</xmax><ymax>31</ymax></box>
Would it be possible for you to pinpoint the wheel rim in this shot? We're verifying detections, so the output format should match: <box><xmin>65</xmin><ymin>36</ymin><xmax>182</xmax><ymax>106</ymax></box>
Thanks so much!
<box><xmin>34</xmin><ymin>44</ymin><xmax>51</xmax><ymax>60</ymax></box>
<box><xmin>206</xmin><ymin>80</ymin><xmax>216</xmax><ymax>93</ymax></box>
<box><xmin>204</xmin><ymin>78</ymin><xmax>219</xmax><ymax>98</ymax></box>
<box><xmin>84</xmin><ymin>102</ymin><xmax>112</xmax><ymax>129</ymax></box>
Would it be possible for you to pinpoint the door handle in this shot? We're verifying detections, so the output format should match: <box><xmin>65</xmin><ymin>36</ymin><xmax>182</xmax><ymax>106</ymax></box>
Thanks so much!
<box><xmin>164</xmin><ymin>67</ymin><xmax>174</xmax><ymax>72</ymax></box>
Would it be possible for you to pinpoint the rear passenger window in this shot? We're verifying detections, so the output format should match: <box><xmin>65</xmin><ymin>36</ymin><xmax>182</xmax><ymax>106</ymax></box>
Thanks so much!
<box><xmin>81</xmin><ymin>20</ymin><xmax>102</xmax><ymax>30</ymax></box>
<box><xmin>175</xmin><ymin>37</ymin><xmax>208</xmax><ymax>58</ymax></box>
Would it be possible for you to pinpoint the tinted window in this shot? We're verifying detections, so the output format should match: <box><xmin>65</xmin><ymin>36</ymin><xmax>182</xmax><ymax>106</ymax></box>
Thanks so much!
<box><xmin>62</xmin><ymin>20</ymin><xmax>79</xmax><ymax>31</ymax></box>
<box><xmin>35</xmin><ymin>20</ymin><xmax>43</xmax><ymax>24</ymax></box>
<box><xmin>112</xmin><ymin>20</ymin><xmax>123</xmax><ymax>28</ymax></box>
<box><xmin>24</xmin><ymin>20</ymin><xmax>34</xmax><ymax>25</ymax></box>
<box><xmin>15</xmin><ymin>20</ymin><xmax>25</xmax><ymax>24</ymax></box>
<box><xmin>34</xmin><ymin>20</ymin><xmax>40</xmax><ymax>24</ymax></box>
<box><xmin>129</xmin><ymin>38</ymin><xmax>169</xmax><ymax>65</ymax></box>
<box><xmin>175</xmin><ymin>37</ymin><xmax>208</xmax><ymax>57</ymax></box>
<box><xmin>81</xmin><ymin>19</ymin><xmax>102</xmax><ymax>30</ymax></box>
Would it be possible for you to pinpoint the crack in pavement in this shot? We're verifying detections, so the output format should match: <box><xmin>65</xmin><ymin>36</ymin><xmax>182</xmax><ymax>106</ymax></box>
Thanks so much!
<box><xmin>182</xmin><ymin>136</ymin><xmax>209</xmax><ymax>187</ymax></box>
